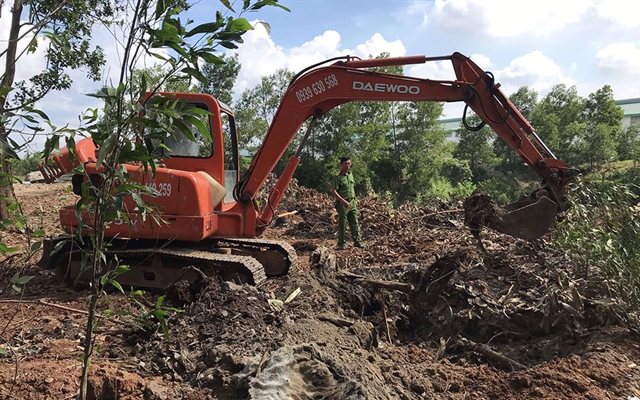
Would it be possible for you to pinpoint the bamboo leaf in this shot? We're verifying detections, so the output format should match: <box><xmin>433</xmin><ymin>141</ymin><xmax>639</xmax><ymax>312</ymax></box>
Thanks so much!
<box><xmin>220</xmin><ymin>0</ymin><xmax>235</xmax><ymax>12</ymax></box>
<box><xmin>227</xmin><ymin>17</ymin><xmax>253</xmax><ymax>33</ymax></box>
<box><xmin>180</xmin><ymin>67</ymin><xmax>207</xmax><ymax>84</ymax></box>
<box><xmin>184</xmin><ymin>21</ymin><xmax>224</xmax><ymax>38</ymax></box>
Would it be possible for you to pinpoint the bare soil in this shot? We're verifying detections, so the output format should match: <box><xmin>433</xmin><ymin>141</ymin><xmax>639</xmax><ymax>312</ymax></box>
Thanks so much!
<box><xmin>1</xmin><ymin>181</ymin><xmax>640</xmax><ymax>399</ymax></box>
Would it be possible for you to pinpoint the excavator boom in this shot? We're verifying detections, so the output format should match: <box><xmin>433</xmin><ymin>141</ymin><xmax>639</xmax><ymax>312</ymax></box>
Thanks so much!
<box><xmin>233</xmin><ymin>52</ymin><xmax>576</xmax><ymax>239</ymax></box>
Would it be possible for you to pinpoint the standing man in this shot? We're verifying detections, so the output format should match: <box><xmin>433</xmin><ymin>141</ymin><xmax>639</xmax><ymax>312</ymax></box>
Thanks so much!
<box><xmin>331</xmin><ymin>157</ymin><xmax>364</xmax><ymax>250</ymax></box>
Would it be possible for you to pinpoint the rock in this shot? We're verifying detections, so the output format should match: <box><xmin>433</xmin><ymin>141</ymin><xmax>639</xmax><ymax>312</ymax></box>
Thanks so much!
<box><xmin>350</xmin><ymin>321</ymin><xmax>376</xmax><ymax>350</ymax></box>
<box><xmin>25</xmin><ymin>171</ymin><xmax>45</xmax><ymax>183</ymax></box>
<box><xmin>309</xmin><ymin>246</ymin><xmax>337</xmax><ymax>283</ymax></box>
<box><xmin>55</xmin><ymin>173</ymin><xmax>73</xmax><ymax>182</ymax></box>
<box><xmin>144</xmin><ymin>381</ymin><xmax>170</xmax><ymax>400</ymax></box>
<box><xmin>275</xmin><ymin>216</ymin><xmax>290</xmax><ymax>227</ymax></box>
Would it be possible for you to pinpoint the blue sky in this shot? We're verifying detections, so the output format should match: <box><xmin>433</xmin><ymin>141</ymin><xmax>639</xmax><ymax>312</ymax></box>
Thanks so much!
<box><xmin>2</xmin><ymin>0</ymin><xmax>639</xmax><ymax>152</ymax></box>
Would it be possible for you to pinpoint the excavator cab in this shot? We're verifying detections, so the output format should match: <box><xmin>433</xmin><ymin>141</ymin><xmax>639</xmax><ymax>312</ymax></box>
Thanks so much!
<box><xmin>141</xmin><ymin>93</ymin><xmax>240</xmax><ymax>204</ymax></box>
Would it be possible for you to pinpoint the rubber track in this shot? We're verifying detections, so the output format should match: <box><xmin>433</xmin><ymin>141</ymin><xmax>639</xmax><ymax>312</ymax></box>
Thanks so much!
<box><xmin>221</xmin><ymin>237</ymin><xmax>299</xmax><ymax>274</ymax></box>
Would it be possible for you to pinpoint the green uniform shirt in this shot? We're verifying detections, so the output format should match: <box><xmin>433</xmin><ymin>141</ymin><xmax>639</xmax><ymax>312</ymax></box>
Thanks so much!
<box><xmin>333</xmin><ymin>172</ymin><xmax>356</xmax><ymax>200</ymax></box>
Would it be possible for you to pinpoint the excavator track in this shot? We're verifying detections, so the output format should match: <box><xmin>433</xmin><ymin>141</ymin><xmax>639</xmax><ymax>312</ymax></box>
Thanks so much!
<box><xmin>46</xmin><ymin>239</ymin><xmax>266</xmax><ymax>289</ymax></box>
<box><xmin>216</xmin><ymin>237</ymin><xmax>298</xmax><ymax>277</ymax></box>
<box><xmin>39</xmin><ymin>236</ymin><xmax>297</xmax><ymax>289</ymax></box>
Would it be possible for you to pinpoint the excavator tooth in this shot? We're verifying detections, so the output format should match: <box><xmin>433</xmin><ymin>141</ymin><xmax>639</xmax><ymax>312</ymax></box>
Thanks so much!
<box><xmin>487</xmin><ymin>196</ymin><xmax>558</xmax><ymax>240</ymax></box>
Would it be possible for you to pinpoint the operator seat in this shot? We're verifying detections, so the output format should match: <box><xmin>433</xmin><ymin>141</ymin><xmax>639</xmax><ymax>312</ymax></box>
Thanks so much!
<box><xmin>196</xmin><ymin>171</ymin><xmax>227</xmax><ymax>209</ymax></box>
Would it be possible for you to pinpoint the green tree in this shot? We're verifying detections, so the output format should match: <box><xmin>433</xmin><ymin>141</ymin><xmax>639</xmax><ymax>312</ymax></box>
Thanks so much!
<box><xmin>351</xmin><ymin>54</ymin><xmax>401</xmax><ymax>193</ymax></box>
<box><xmin>234</xmin><ymin>68</ymin><xmax>295</xmax><ymax>154</ymax></box>
<box><xmin>494</xmin><ymin>86</ymin><xmax>538</xmax><ymax>175</ymax></box>
<box><xmin>0</xmin><ymin>0</ymin><xmax>122</xmax><ymax>219</ymax></box>
<box><xmin>295</xmin><ymin>54</ymin><xmax>402</xmax><ymax>195</ymax></box>
<box><xmin>579</xmin><ymin>85</ymin><xmax>623</xmax><ymax>169</ymax></box>
<box><xmin>581</xmin><ymin>123</ymin><xmax>618</xmax><ymax>169</ymax></box>
<box><xmin>199</xmin><ymin>53</ymin><xmax>241</xmax><ymax>104</ymax></box>
<box><xmin>584</xmin><ymin>85</ymin><xmax>624</xmax><ymax>129</ymax></box>
<box><xmin>297</xmin><ymin>102</ymin><xmax>360</xmax><ymax>192</ymax></box>
<box><xmin>351</xmin><ymin>101</ymin><xmax>393</xmax><ymax>193</ymax></box>
<box><xmin>529</xmin><ymin>84</ymin><xmax>584</xmax><ymax>159</ymax></box>
<box><xmin>134</xmin><ymin>64</ymin><xmax>197</xmax><ymax>93</ymax></box>
<box><xmin>618</xmin><ymin>123</ymin><xmax>640</xmax><ymax>165</ymax></box>
<box><xmin>453</xmin><ymin>114</ymin><xmax>497</xmax><ymax>173</ymax></box>
<box><xmin>11</xmin><ymin>151</ymin><xmax>42</xmax><ymax>176</ymax></box>
<box><xmin>380</xmin><ymin>101</ymin><xmax>452</xmax><ymax>202</ymax></box>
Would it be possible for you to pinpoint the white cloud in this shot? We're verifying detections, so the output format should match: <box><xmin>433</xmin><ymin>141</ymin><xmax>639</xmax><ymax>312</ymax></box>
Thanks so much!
<box><xmin>351</xmin><ymin>33</ymin><xmax>406</xmax><ymax>59</ymax></box>
<box><xmin>594</xmin><ymin>0</ymin><xmax>640</xmax><ymax>28</ymax></box>
<box><xmin>424</xmin><ymin>0</ymin><xmax>637</xmax><ymax>37</ymax></box>
<box><xmin>596</xmin><ymin>42</ymin><xmax>640</xmax><ymax>75</ymax></box>
<box><xmin>407</xmin><ymin>51</ymin><xmax>578</xmax><ymax>118</ymax></box>
<box><xmin>493</xmin><ymin>51</ymin><xmax>576</xmax><ymax>94</ymax></box>
<box><xmin>470</xmin><ymin>53</ymin><xmax>492</xmax><ymax>69</ymax></box>
<box><xmin>395</xmin><ymin>1</ymin><xmax>431</xmax><ymax>27</ymax></box>
<box><xmin>406</xmin><ymin>60</ymin><xmax>457</xmax><ymax>81</ymax></box>
<box><xmin>594</xmin><ymin>42</ymin><xmax>640</xmax><ymax>99</ymax></box>
<box><xmin>233</xmin><ymin>23</ymin><xmax>406</xmax><ymax>96</ymax></box>
<box><xmin>405</xmin><ymin>51</ymin><xmax>575</xmax><ymax>95</ymax></box>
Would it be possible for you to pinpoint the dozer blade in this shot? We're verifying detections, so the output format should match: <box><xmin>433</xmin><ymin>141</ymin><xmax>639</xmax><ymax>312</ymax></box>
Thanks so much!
<box><xmin>487</xmin><ymin>196</ymin><xmax>558</xmax><ymax>240</ymax></box>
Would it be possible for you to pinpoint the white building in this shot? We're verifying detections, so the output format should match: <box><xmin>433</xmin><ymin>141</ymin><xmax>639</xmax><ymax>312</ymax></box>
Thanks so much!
<box><xmin>441</xmin><ymin>98</ymin><xmax>640</xmax><ymax>142</ymax></box>
<box><xmin>617</xmin><ymin>98</ymin><xmax>640</xmax><ymax>128</ymax></box>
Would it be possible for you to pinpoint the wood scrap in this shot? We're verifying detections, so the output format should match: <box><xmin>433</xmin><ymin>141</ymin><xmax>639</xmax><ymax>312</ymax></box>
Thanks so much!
<box><xmin>353</xmin><ymin>278</ymin><xmax>414</xmax><ymax>293</ymax></box>
<box><xmin>337</xmin><ymin>271</ymin><xmax>414</xmax><ymax>293</ymax></box>
<box><xmin>381</xmin><ymin>300</ymin><xmax>392</xmax><ymax>343</ymax></box>
<box><xmin>318</xmin><ymin>314</ymin><xmax>355</xmax><ymax>327</ymax></box>
<box><xmin>276</xmin><ymin>210</ymin><xmax>298</xmax><ymax>218</ymax></box>
<box><xmin>456</xmin><ymin>337</ymin><xmax>526</xmax><ymax>371</ymax></box>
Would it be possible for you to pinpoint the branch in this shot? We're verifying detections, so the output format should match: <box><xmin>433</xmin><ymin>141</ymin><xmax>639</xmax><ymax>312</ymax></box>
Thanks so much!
<box><xmin>422</xmin><ymin>209</ymin><xmax>464</xmax><ymax>219</ymax></box>
<box><xmin>3</xmin><ymin>86</ymin><xmax>52</xmax><ymax>113</ymax></box>
<box><xmin>0</xmin><ymin>299</ymin><xmax>130</xmax><ymax>326</ymax></box>
<box><xmin>0</xmin><ymin>0</ymin><xmax>70</xmax><ymax>61</ymax></box>
<box><xmin>337</xmin><ymin>271</ymin><xmax>415</xmax><ymax>293</ymax></box>
<box><xmin>353</xmin><ymin>278</ymin><xmax>414</xmax><ymax>293</ymax></box>
<box><xmin>456</xmin><ymin>337</ymin><xmax>526</xmax><ymax>371</ymax></box>
<box><xmin>0</xmin><ymin>299</ymin><xmax>89</xmax><ymax>314</ymax></box>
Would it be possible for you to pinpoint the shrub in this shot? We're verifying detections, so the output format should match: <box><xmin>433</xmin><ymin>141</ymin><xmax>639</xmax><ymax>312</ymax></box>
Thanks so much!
<box><xmin>554</xmin><ymin>179</ymin><xmax>640</xmax><ymax>307</ymax></box>
<box><xmin>11</xmin><ymin>152</ymin><xmax>42</xmax><ymax>176</ymax></box>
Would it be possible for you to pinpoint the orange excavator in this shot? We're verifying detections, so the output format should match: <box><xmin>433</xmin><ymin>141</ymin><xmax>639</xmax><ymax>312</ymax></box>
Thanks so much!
<box><xmin>38</xmin><ymin>52</ymin><xmax>577</xmax><ymax>287</ymax></box>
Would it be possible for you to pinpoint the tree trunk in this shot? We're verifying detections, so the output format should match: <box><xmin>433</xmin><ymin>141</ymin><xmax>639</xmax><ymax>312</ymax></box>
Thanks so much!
<box><xmin>0</xmin><ymin>0</ymin><xmax>24</xmax><ymax>220</ymax></box>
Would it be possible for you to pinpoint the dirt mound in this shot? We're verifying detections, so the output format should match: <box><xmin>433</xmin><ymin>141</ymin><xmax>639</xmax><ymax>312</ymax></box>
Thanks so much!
<box><xmin>100</xmin><ymin>242</ymin><xmax>640</xmax><ymax>399</ymax></box>
<box><xmin>2</xmin><ymin>183</ymin><xmax>640</xmax><ymax>399</ymax></box>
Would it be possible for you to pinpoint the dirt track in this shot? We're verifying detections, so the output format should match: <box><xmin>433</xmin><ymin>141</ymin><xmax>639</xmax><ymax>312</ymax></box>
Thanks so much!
<box><xmin>1</xmin><ymin>181</ymin><xmax>640</xmax><ymax>399</ymax></box>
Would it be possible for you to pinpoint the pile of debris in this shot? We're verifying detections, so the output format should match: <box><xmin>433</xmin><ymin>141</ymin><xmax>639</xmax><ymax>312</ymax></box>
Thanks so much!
<box><xmin>87</xmin><ymin>186</ymin><xmax>640</xmax><ymax>399</ymax></box>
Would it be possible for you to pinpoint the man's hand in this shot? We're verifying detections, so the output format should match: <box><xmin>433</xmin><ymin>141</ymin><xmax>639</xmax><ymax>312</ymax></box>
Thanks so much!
<box><xmin>342</xmin><ymin>199</ymin><xmax>350</xmax><ymax>208</ymax></box>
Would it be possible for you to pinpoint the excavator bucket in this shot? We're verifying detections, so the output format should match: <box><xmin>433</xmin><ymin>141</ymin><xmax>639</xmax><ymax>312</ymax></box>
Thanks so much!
<box><xmin>487</xmin><ymin>196</ymin><xmax>558</xmax><ymax>240</ymax></box>
<box><xmin>464</xmin><ymin>192</ymin><xmax>559</xmax><ymax>240</ymax></box>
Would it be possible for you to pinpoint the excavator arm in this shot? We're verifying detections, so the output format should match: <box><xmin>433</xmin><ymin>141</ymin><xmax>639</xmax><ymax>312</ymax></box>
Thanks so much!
<box><xmin>235</xmin><ymin>52</ymin><xmax>577</xmax><ymax>238</ymax></box>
